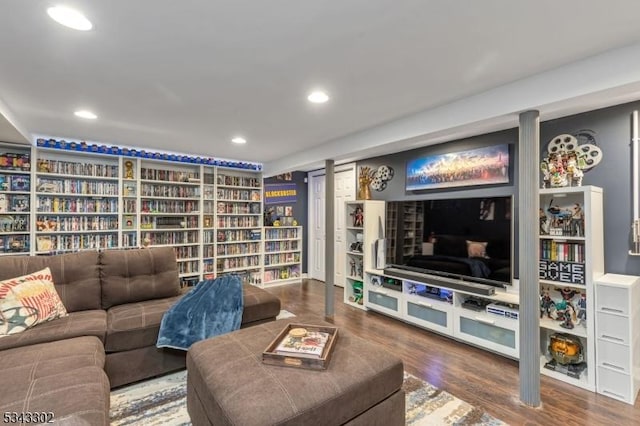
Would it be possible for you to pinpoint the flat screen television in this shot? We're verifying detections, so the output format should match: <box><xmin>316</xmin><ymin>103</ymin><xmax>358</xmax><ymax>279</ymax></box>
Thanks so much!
<box><xmin>385</xmin><ymin>196</ymin><xmax>513</xmax><ymax>288</ymax></box>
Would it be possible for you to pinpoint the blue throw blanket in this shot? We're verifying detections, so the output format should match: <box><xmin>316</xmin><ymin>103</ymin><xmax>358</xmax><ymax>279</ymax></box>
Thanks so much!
<box><xmin>156</xmin><ymin>274</ymin><xmax>244</xmax><ymax>351</ymax></box>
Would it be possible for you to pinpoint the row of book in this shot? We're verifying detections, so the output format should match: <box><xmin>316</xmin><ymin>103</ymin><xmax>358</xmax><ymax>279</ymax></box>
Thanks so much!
<box><xmin>217</xmin><ymin>174</ymin><xmax>261</xmax><ymax>188</ymax></box>
<box><xmin>217</xmin><ymin>216</ymin><xmax>261</xmax><ymax>228</ymax></box>
<box><xmin>264</xmin><ymin>252</ymin><xmax>301</xmax><ymax>265</ymax></box>
<box><xmin>217</xmin><ymin>254</ymin><xmax>261</xmax><ymax>271</ymax></box>
<box><xmin>35</xmin><ymin>215</ymin><xmax>119</xmax><ymax>232</ymax></box>
<box><xmin>141</xmin><ymin>231</ymin><xmax>199</xmax><ymax>245</ymax></box>
<box><xmin>216</xmin><ymin>202</ymin><xmax>261</xmax><ymax>214</ymax></box>
<box><xmin>140</xmin><ymin>183</ymin><xmax>200</xmax><ymax>198</ymax></box>
<box><xmin>35</xmin><ymin>234</ymin><xmax>118</xmax><ymax>252</ymax></box>
<box><xmin>216</xmin><ymin>242</ymin><xmax>261</xmax><ymax>256</ymax></box>
<box><xmin>264</xmin><ymin>265</ymin><xmax>301</xmax><ymax>283</ymax></box>
<box><xmin>36</xmin><ymin>197</ymin><xmax>119</xmax><ymax>213</ymax></box>
<box><xmin>0</xmin><ymin>173</ymin><xmax>30</xmax><ymax>192</ymax></box>
<box><xmin>36</xmin><ymin>178</ymin><xmax>119</xmax><ymax>196</ymax></box>
<box><xmin>140</xmin><ymin>200</ymin><xmax>199</xmax><ymax>213</ymax></box>
<box><xmin>0</xmin><ymin>194</ymin><xmax>29</xmax><ymax>213</ymax></box>
<box><xmin>265</xmin><ymin>228</ymin><xmax>300</xmax><ymax>239</ymax></box>
<box><xmin>265</xmin><ymin>240</ymin><xmax>299</xmax><ymax>252</ymax></box>
<box><xmin>540</xmin><ymin>240</ymin><xmax>585</xmax><ymax>263</ymax></box>
<box><xmin>140</xmin><ymin>167</ymin><xmax>200</xmax><ymax>183</ymax></box>
<box><xmin>38</xmin><ymin>160</ymin><xmax>118</xmax><ymax>178</ymax></box>
<box><xmin>0</xmin><ymin>152</ymin><xmax>30</xmax><ymax>171</ymax></box>
<box><xmin>217</xmin><ymin>188</ymin><xmax>261</xmax><ymax>201</ymax></box>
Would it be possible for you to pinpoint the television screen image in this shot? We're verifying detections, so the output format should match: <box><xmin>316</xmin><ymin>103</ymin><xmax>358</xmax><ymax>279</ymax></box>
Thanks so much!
<box><xmin>385</xmin><ymin>196</ymin><xmax>513</xmax><ymax>288</ymax></box>
<box><xmin>406</xmin><ymin>144</ymin><xmax>510</xmax><ymax>191</ymax></box>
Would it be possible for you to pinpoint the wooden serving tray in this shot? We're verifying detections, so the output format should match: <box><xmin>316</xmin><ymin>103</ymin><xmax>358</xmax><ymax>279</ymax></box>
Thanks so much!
<box><xmin>262</xmin><ymin>323</ymin><xmax>339</xmax><ymax>370</ymax></box>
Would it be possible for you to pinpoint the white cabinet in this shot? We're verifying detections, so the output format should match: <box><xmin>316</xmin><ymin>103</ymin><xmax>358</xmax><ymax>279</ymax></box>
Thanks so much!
<box><xmin>595</xmin><ymin>273</ymin><xmax>640</xmax><ymax>404</ymax></box>
<box><xmin>364</xmin><ymin>269</ymin><xmax>519</xmax><ymax>358</ymax></box>
<box><xmin>0</xmin><ymin>143</ymin><xmax>31</xmax><ymax>256</ymax></box>
<box><xmin>345</xmin><ymin>200</ymin><xmax>385</xmax><ymax>310</ymax></box>
<box><xmin>214</xmin><ymin>169</ymin><xmax>263</xmax><ymax>285</ymax></box>
<box><xmin>263</xmin><ymin>226</ymin><xmax>302</xmax><ymax>286</ymax></box>
<box><xmin>34</xmin><ymin>148</ymin><xmax>120</xmax><ymax>254</ymax></box>
<box><xmin>538</xmin><ymin>186</ymin><xmax>603</xmax><ymax>392</ymax></box>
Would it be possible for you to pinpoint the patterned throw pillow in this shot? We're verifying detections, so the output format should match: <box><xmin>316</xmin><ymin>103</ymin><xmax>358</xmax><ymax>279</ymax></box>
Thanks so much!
<box><xmin>0</xmin><ymin>267</ymin><xmax>68</xmax><ymax>337</ymax></box>
<box><xmin>466</xmin><ymin>240</ymin><xmax>489</xmax><ymax>258</ymax></box>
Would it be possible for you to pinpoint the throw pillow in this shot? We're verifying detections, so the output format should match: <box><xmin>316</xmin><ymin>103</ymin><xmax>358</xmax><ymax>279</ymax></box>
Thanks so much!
<box><xmin>0</xmin><ymin>267</ymin><xmax>68</xmax><ymax>337</ymax></box>
<box><xmin>466</xmin><ymin>240</ymin><xmax>489</xmax><ymax>258</ymax></box>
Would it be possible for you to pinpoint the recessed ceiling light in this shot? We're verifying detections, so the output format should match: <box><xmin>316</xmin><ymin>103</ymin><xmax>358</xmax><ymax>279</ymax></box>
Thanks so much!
<box><xmin>74</xmin><ymin>110</ymin><xmax>97</xmax><ymax>119</ymax></box>
<box><xmin>47</xmin><ymin>6</ymin><xmax>93</xmax><ymax>31</ymax></box>
<box><xmin>307</xmin><ymin>91</ymin><xmax>330</xmax><ymax>104</ymax></box>
<box><xmin>231</xmin><ymin>137</ymin><xmax>247</xmax><ymax>144</ymax></box>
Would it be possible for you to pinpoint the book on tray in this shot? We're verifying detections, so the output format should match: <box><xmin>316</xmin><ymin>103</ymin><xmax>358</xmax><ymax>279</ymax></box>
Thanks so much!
<box><xmin>275</xmin><ymin>329</ymin><xmax>330</xmax><ymax>358</ymax></box>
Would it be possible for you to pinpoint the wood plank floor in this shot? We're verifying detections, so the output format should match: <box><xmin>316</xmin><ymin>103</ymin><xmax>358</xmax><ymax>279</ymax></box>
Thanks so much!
<box><xmin>266</xmin><ymin>279</ymin><xmax>640</xmax><ymax>425</ymax></box>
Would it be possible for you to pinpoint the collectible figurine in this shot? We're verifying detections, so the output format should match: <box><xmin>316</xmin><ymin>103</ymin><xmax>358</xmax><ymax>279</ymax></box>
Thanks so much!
<box><xmin>124</xmin><ymin>160</ymin><xmax>135</xmax><ymax>179</ymax></box>
<box><xmin>570</xmin><ymin>203</ymin><xmax>584</xmax><ymax>237</ymax></box>
<box><xmin>352</xmin><ymin>206</ymin><xmax>364</xmax><ymax>227</ymax></box>
<box><xmin>540</xmin><ymin>286</ymin><xmax>555</xmax><ymax>318</ymax></box>
<box><xmin>350</xmin><ymin>259</ymin><xmax>356</xmax><ymax>276</ymax></box>
<box><xmin>576</xmin><ymin>293</ymin><xmax>587</xmax><ymax>325</ymax></box>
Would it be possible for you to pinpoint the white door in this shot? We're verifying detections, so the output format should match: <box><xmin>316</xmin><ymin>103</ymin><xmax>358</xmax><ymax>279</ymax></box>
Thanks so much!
<box><xmin>309</xmin><ymin>171</ymin><xmax>326</xmax><ymax>281</ymax></box>
<box><xmin>333</xmin><ymin>167</ymin><xmax>356</xmax><ymax>287</ymax></box>
<box><xmin>307</xmin><ymin>164</ymin><xmax>356</xmax><ymax>285</ymax></box>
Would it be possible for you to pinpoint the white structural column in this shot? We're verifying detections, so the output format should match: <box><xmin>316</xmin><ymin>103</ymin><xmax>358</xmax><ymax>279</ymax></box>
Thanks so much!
<box><xmin>519</xmin><ymin>110</ymin><xmax>541</xmax><ymax>406</ymax></box>
<box><xmin>325</xmin><ymin>160</ymin><xmax>335</xmax><ymax>317</ymax></box>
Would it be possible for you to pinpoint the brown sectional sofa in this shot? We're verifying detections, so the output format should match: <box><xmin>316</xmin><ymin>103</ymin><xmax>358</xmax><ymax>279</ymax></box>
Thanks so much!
<box><xmin>0</xmin><ymin>247</ymin><xmax>281</xmax><ymax>425</ymax></box>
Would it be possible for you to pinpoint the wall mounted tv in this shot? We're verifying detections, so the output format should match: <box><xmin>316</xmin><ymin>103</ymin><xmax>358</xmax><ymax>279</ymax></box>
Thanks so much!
<box><xmin>385</xmin><ymin>196</ymin><xmax>512</xmax><ymax>288</ymax></box>
<box><xmin>405</xmin><ymin>144</ymin><xmax>510</xmax><ymax>191</ymax></box>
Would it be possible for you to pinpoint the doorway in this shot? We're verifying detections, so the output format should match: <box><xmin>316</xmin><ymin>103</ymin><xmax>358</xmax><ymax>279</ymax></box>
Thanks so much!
<box><xmin>307</xmin><ymin>163</ymin><xmax>356</xmax><ymax>286</ymax></box>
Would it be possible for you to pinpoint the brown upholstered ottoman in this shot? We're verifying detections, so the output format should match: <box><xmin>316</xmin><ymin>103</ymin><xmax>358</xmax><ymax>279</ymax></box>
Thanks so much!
<box><xmin>187</xmin><ymin>316</ymin><xmax>405</xmax><ymax>426</ymax></box>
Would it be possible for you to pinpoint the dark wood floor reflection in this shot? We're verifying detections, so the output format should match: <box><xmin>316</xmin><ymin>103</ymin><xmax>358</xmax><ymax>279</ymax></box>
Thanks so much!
<box><xmin>266</xmin><ymin>279</ymin><xmax>639</xmax><ymax>425</ymax></box>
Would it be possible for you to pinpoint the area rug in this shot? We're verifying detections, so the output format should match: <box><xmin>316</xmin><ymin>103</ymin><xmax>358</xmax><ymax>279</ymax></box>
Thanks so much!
<box><xmin>111</xmin><ymin>371</ymin><xmax>507</xmax><ymax>425</ymax></box>
<box><xmin>111</xmin><ymin>309</ymin><xmax>506</xmax><ymax>425</ymax></box>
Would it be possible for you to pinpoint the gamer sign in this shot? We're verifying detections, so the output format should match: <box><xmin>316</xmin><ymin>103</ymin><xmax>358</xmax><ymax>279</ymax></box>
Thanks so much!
<box><xmin>539</xmin><ymin>260</ymin><xmax>585</xmax><ymax>285</ymax></box>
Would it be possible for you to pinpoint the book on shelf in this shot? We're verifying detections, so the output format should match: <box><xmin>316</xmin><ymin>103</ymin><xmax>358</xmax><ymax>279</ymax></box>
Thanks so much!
<box><xmin>10</xmin><ymin>195</ymin><xmax>29</xmax><ymax>212</ymax></box>
<box><xmin>275</xmin><ymin>330</ymin><xmax>330</xmax><ymax>358</ymax></box>
<box><xmin>0</xmin><ymin>194</ymin><xmax>7</xmax><ymax>213</ymax></box>
<box><xmin>36</xmin><ymin>236</ymin><xmax>53</xmax><ymax>251</ymax></box>
<box><xmin>10</xmin><ymin>175</ymin><xmax>30</xmax><ymax>192</ymax></box>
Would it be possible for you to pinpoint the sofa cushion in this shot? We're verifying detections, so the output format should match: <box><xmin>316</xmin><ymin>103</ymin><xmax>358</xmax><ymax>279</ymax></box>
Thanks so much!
<box><xmin>105</xmin><ymin>296</ymin><xmax>181</xmax><ymax>352</ymax></box>
<box><xmin>241</xmin><ymin>284</ymin><xmax>281</xmax><ymax>324</ymax></box>
<box><xmin>0</xmin><ymin>336</ymin><xmax>109</xmax><ymax>426</ymax></box>
<box><xmin>0</xmin><ymin>336</ymin><xmax>105</xmax><ymax>376</ymax></box>
<box><xmin>0</xmin><ymin>310</ymin><xmax>107</xmax><ymax>351</ymax></box>
<box><xmin>1</xmin><ymin>267</ymin><xmax>68</xmax><ymax>337</ymax></box>
<box><xmin>0</xmin><ymin>251</ymin><xmax>101</xmax><ymax>312</ymax></box>
<box><xmin>100</xmin><ymin>247</ymin><xmax>181</xmax><ymax>309</ymax></box>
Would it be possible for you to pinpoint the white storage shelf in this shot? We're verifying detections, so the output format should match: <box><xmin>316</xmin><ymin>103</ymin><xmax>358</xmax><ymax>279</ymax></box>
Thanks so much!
<box><xmin>344</xmin><ymin>200</ymin><xmax>385</xmax><ymax>311</ymax></box>
<box><xmin>595</xmin><ymin>273</ymin><xmax>640</xmax><ymax>404</ymax></box>
<box><xmin>538</xmin><ymin>186</ymin><xmax>603</xmax><ymax>393</ymax></box>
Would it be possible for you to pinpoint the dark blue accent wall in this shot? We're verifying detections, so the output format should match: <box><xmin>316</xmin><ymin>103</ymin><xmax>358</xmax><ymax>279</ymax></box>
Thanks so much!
<box><xmin>263</xmin><ymin>171</ymin><xmax>309</xmax><ymax>273</ymax></box>
<box><xmin>354</xmin><ymin>100</ymin><xmax>640</xmax><ymax>278</ymax></box>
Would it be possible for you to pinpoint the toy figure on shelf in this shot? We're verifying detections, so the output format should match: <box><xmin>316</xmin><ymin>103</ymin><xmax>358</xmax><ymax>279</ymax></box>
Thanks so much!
<box><xmin>566</xmin><ymin>153</ymin><xmax>584</xmax><ymax>186</ymax></box>
<box><xmin>558</xmin><ymin>303</ymin><xmax>576</xmax><ymax>329</ymax></box>
<box><xmin>570</xmin><ymin>203</ymin><xmax>584</xmax><ymax>237</ymax></box>
<box><xmin>539</xmin><ymin>208</ymin><xmax>549</xmax><ymax>235</ymax></box>
<box><xmin>540</xmin><ymin>286</ymin><xmax>555</xmax><ymax>318</ymax></box>
<box><xmin>349</xmin><ymin>280</ymin><xmax>363</xmax><ymax>305</ymax></box>
<box><xmin>576</xmin><ymin>293</ymin><xmax>587</xmax><ymax>325</ymax></box>
<box><xmin>351</xmin><ymin>206</ymin><xmax>364</xmax><ymax>227</ymax></box>
<box><xmin>350</xmin><ymin>259</ymin><xmax>357</xmax><ymax>277</ymax></box>
<box><xmin>356</xmin><ymin>259</ymin><xmax>363</xmax><ymax>278</ymax></box>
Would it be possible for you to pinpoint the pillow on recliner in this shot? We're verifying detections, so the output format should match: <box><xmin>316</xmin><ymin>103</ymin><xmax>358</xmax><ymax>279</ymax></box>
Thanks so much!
<box><xmin>0</xmin><ymin>267</ymin><xmax>68</xmax><ymax>337</ymax></box>
<box><xmin>466</xmin><ymin>240</ymin><xmax>489</xmax><ymax>258</ymax></box>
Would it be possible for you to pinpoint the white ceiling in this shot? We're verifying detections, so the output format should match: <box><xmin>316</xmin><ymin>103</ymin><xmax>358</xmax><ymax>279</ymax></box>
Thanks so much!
<box><xmin>2</xmin><ymin>1</ymin><xmax>640</xmax><ymax>175</ymax></box>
